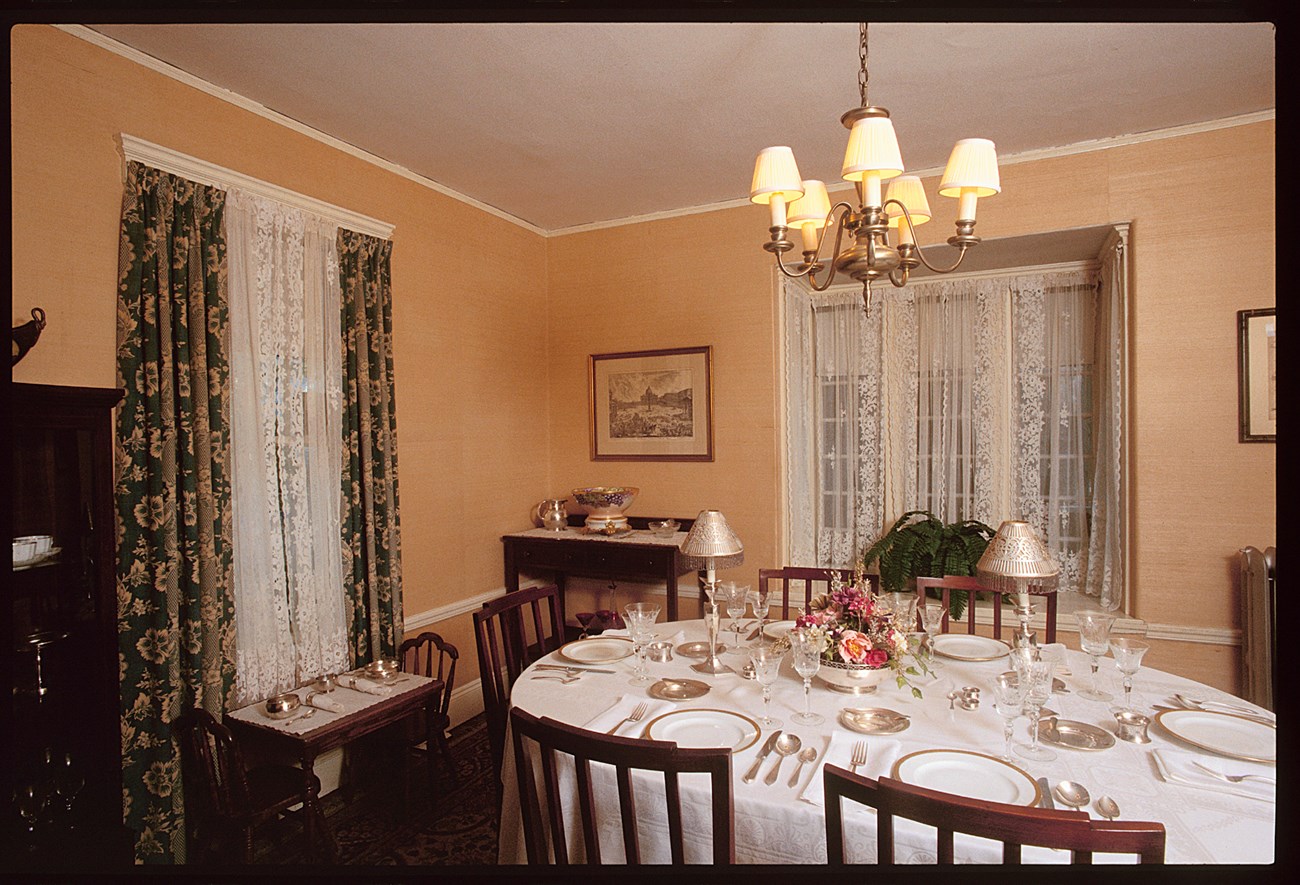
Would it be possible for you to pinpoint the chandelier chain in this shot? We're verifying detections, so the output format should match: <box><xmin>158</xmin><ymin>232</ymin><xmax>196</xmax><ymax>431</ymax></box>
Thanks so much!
<box><xmin>859</xmin><ymin>22</ymin><xmax>869</xmax><ymax>106</ymax></box>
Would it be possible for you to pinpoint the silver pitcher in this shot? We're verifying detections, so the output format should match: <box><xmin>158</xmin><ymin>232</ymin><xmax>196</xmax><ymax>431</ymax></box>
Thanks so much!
<box><xmin>537</xmin><ymin>498</ymin><xmax>568</xmax><ymax>531</ymax></box>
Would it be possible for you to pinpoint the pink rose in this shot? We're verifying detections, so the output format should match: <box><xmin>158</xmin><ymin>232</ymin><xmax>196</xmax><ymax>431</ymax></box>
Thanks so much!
<box><xmin>837</xmin><ymin>630</ymin><xmax>872</xmax><ymax>664</ymax></box>
<box><xmin>865</xmin><ymin>648</ymin><xmax>889</xmax><ymax>669</ymax></box>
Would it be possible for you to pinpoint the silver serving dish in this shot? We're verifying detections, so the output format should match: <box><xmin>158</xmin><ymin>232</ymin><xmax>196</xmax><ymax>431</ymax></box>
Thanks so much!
<box><xmin>363</xmin><ymin>658</ymin><xmax>399</xmax><ymax>679</ymax></box>
<box><xmin>263</xmin><ymin>692</ymin><xmax>303</xmax><ymax>719</ymax></box>
<box><xmin>312</xmin><ymin>674</ymin><xmax>339</xmax><ymax>693</ymax></box>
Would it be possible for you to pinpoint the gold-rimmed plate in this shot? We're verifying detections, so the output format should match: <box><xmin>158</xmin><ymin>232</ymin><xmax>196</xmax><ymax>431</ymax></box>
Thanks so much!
<box><xmin>648</xmin><ymin>678</ymin><xmax>710</xmax><ymax>701</ymax></box>
<box><xmin>556</xmin><ymin>636</ymin><xmax>634</xmax><ymax>664</ymax></box>
<box><xmin>931</xmin><ymin>634</ymin><xmax>1010</xmax><ymax>662</ymax></box>
<box><xmin>1155</xmin><ymin>709</ymin><xmax>1276</xmax><ymax>763</ymax></box>
<box><xmin>643</xmin><ymin>708</ymin><xmax>761</xmax><ymax>753</ymax></box>
<box><xmin>892</xmin><ymin>749</ymin><xmax>1040</xmax><ymax>806</ymax></box>
<box><xmin>839</xmin><ymin>707</ymin><xmax>910</xmax><ymax>735</ymax></box>
<box><xmin>1040</xmin><ymin>718</ymin><xmax>1115</xmax><ymax>751</ymax></box>
<box><xmin>763</xmin><ymin>620</ymin><xmax>798</xmax><ymax>641</ymax></box>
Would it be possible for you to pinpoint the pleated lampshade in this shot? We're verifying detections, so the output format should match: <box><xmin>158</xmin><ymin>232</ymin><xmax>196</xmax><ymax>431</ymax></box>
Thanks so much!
<box><xmin>679</xmin><ymin>510</ymin><xmax>744</xmax><ymax>570</ymax></box>
<box><xmin>975</xmin><ymin>520</ymin><xmax>1059</xmax><ymax>595</ymax></box>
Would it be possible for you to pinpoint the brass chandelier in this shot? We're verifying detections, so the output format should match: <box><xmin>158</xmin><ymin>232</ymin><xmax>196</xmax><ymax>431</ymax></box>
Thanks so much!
<box><xmin>750</xmin><ymin>23</ymin><xmax>1001</xmax><ymax>313</ymax></box>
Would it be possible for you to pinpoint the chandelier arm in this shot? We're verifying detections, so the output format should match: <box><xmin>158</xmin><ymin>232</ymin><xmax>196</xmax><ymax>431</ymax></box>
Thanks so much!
<box><xmin>803</xmin><ymin>202</ymin><xmax>857</xmax><ymax>270</ymax></box>
<box><xmin>911</xmin><ymin>243</ymin><xmax>971</xmax><ymax>275</ymax></box>
<box><xmin>888</xmin><ymin>267</ymin><xmax>910</xmax><ymax>287</ymax></box>
<box><xmin>807</xmin><ymin>209</ymin><xmax>855</xmax><ymax>291</ymax></box>
<box><xmin>773</xmin><ymin>249</ymin><xmax>817</xmax><ymax>280</ymax></box>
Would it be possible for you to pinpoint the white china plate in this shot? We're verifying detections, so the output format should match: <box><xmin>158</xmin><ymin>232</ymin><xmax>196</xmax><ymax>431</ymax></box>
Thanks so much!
<box><xmin>648</xmin><ymin>678</ymin><xmax>710</xmax><ymax>701</ymax></box>
<box><xmin>1155</xmin><ymin>709</ymin><xmax>1276</xmax><ymax>763</ymax></box>
<box><xmin>644</xmin><ymin>708</ymin><xmax>760</xmax><ymax>753</ymax></box>
<box><xmin>763</xmin><ymin>620</ymin><xmax>797</xmax><ymax>641</ymax></box>
<box><xmin>839</xmin><ymin>707</ymin><xmax>910</xmax><ymax>735</ymax></box>
<box><xmin>557</xmin><ymin>636</ymin><xmax>634</xmax><ymax>664</ymax></box>
<box><xmin>892</xmin><ymin>749</ymin><xmax>1040</xmax><ymax>806</ymax></box>
<box><xmin>931</xmin><ymin>634</ymin><xmax>1010</xmax><ymax>662</ymax></box>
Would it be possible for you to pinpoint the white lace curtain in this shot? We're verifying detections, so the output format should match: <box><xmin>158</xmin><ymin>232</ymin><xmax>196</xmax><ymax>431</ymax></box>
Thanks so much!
<box><xmin>228</xmin><ymin>188</ymin><xmax>350</xmax><ymax>704</ymax></box>
<box><xmin>784</xmin><ymin>256</ymin><xmax>1125</xmax><ymax>609</ymax></box>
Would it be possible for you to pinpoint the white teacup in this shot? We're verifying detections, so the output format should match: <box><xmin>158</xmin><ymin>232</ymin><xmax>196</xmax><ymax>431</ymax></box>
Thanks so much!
<box><xmin>13</xmin><ymin>539</ymin><xmax>38</xmax><ymax>563</ymax></box>
<box><xmin>15</xmin><ymin>535</ymin><xmax>53</xmax><ymax>556</ymax></box>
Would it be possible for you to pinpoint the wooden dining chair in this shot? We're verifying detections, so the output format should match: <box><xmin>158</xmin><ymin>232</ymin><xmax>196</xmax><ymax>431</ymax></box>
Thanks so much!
<box><xmin>510</xmin><ymin>707</ymin><xmax>735</xmax><ymax>864</ymax></box>
<box><xmin>398</xmin><ymin>630</ymin><xmax>459</xmax><ymax>787</ymax></box>
<box><xmin>824</xmin><ymin>767</ymin><xmax>1165</xmax><ymax>864</ymax></box>
<box><xmin>758</xmin><ymin>567</ymin><xmax>865</xmax><ymax>619</ymax></box>
<box><xmin>473</xmin><ymin>583</ymin><xmax>566</xmax><ymax>772</ymax></box>
<box><xmin>173</xmin><ymin>707</ymin><xmax>335</xmax><ymax>864</ymax></box>
<box><xmin>914</xmin><ymin>575</ymin><xmax>1058</xmax><ymax>644</ymax></box>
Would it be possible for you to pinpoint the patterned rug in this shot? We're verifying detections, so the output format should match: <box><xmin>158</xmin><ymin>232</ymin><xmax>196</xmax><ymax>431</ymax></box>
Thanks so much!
<box><xmin>254</xmin><ymin>713</ymin><xmax>500</xmax><ymax>867</ymax></box>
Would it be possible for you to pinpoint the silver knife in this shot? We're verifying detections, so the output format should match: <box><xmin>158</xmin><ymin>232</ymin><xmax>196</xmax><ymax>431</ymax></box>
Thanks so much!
<box><xmin>744</xmin><ymin>730</ymin><xmax>783</xmax><ymax>784</ymax></box>
<box><xmin>1036</xmin><ymin>777</ymin><xmax>1054</xmax><ymax>809</ymax></box>
<box><xmin>534</xmin><ymin>664</ymin><xmax>616</xmax><ymax>675</ymax></box>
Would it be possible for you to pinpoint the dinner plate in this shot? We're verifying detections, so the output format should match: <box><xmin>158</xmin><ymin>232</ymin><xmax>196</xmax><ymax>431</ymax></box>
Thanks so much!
<box><xmin>675</xmin><ymin>640</ymin><xmax>727</xmax><ymax>659</ymax></box>
<box><xmin>648</xmin><ymin>678</ymin><xmax>711</xmax><ymax>701</ymax></box>
<box><xmin>763</xmin><ymin>620</ymin><xmax>797</xmax><ymax>641</ymax></box>
<box><xmin>839</xmin><ymin>707</ymin><xmax>910</xmax><ymax>735</ymax></box>
<box><xmin>1155</xmin><ymin>709</ymin><xmax>1276</xmax><ymax>763</ymax></box>
<box><xmin>1039</xmin><ymin>718</ymin><xmax>1115</xmax><ymax>751</ymax></box>
<box><xmin>556</xmin><ymin>636</ymin><xmax>634</xmax><ymax>664</ymax></box>
<box><xmin>930</xmin><ymin>634</ymin><xmax>1010</xmax><ymax>662</ymax></box>
<box><xmin>644</xmin><ymin>708</ymin><xmax>761</xmax><ymax>753</ymax></box>
<box><xmin>892</xmin><ymin>749</ymin><xmax>1040</xmax><ymax>806</ymax></box>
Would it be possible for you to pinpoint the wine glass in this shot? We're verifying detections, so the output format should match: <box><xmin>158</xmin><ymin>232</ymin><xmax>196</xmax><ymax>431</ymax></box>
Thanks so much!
<box><xmin>918</xmin><ymin>602</ymin><xmax>947</xmax><ymax>668</ymax></box>
<box><xmin>575</xmin><ymin>611</ymin><xmax>597</xmax><ymax>640</ymax></box>
<box><xmin>886</xmin><ymin>593</ymin><xmax>918</xmax><ymax>633</ymax></box>
<box><xmin>15</xmin><ymin>783</ymin><xmax>48</xmax><ymax>843</ymax></box>
<box><xmin>789</xmin><ymin>631</ymin><xmax>825</xmax><ymax>726</ymax></box>
<box><xmin>1014</xmin><ymin>659</ymin><xmax>1057</xmax><ymax>762</ymax></box>
<box><xmin>1111</xmin><ymin>637</ymin><xmax>1150</xmax><ymax>711</ymax></box>
<box><xmin>623</xmin><ymin>602</ymin><xmax>661</xmax><ymax>685</ymax></box>
<box><xmin>747</xmin><ymin>586</ymin><xmax>772</xmax><ymax>644</ymax></box>
<box><xmin>991</xmin><ymin>671</ymin><xmax>1028</xmax><ymax>763</ymax></box>
<box><xmin>1075</xmin><ymin>609</ymin><xmax>1117</xmax><ymax>701</ymax></box>
<box><xmin>721</xmin><ymin>583</ymin><xmax>749</xmax><ymax>655</ymax></box>
<box><xmin>748</xmin><ymin>644</ymin><xmax>783</xmax><ymax>728</ymax></box>
<box><xmin>51</xmin><ymin>752</ymin><xmax>84</xmax><ymax>818</ymax></box>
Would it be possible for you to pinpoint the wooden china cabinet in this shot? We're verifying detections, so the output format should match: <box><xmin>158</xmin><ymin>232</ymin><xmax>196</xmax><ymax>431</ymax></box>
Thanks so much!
<box><xmin>6</xmin><ymin>383</ymin><xmax>133</xmax><ymax>867</ymax></box>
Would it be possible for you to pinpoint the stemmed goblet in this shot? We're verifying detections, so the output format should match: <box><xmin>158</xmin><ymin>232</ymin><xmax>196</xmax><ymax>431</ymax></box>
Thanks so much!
<box><xmin>748</xmin><ymin>644</ymin><xmax>783</xmax><ymax>728</ymax></box>
<box><xmin>789</xmin><ymin>630</ymin><xmax>825</xmax><ymax>726</ymax></box>
<box><xmin>1111</xmin><ymin>637</ymin><xmax>1150</xmax><ymax>711</ymax></box>
<box><xmin>1075</xmin><ymin>609</ymin><xmax>1117</xmax><ymax>701</ymax></box>
<box><xmin>47</xmin><ymin>750</ymin><xmax>84</xmax><ymax>819</ymax></box>
<box><xmin>623</xmin><ymin>602</ymin><xmax>661</xmax><ymax>686</ymax></box>
<box><xmin>722</xmin><ymin>583</ymin><xmax>750</xmax><ymax>654</ymax></box>
<box><xmin>1013</xmin><ymin>659</ymin><xmax>1057</xmax><ymax>762</ymax></box>
<box><xmin>15</xmin><ymin>783</ymin><xmax>48</xmax><ymax>844</ymax></box>
<box><xmin>991</xmin><ymin>671</ymin><xmax>1028</xmax><ymax>763</ymax></box>
<box><xmin>918</xmin><ymin>602</ymin><xmax>947</xmax><ymax>669</ymax></box>
<box><xmin>575</xmin><ymin>611</ymin><xmax>597</xmax><ymax>640</ymax></box>
<box><xmin>747</xmin><ymin>586</ymin><xmax>773</xmax><ymax>644</ymax></box>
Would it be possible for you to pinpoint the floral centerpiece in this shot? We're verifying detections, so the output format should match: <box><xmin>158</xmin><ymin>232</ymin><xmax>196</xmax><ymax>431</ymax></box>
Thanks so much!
<box><xmin>792</xmin><ymin>570</ymin><xmax>930</xmax><ymax>697</ymax></box>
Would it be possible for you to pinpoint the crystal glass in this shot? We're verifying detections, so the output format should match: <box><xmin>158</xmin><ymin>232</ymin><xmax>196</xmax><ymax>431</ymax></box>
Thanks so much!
<box><xmin>1111</xmin><ymin>637</ymin><xmax>1150</xmax><ymax>711</ymax></box>
<box><xmin>1075</xmin><ymin>609</ymin><xmax>1117</xmax><ymax>701</ymax></box>
<box><xmin>918</xmin><ymin>602</ymin><xmax>947</xmax><ymax>665</ymax></box>
<box><xmin>1014</xmin><ymin>659</ymin><xmax>1056</xmax><ymax>762</ymax></box>
<box><xmin>721</xmin><ymin>582</ymin><xmax>750</xmax><ymax>655</ymax></box>
<box><xmin>50</xmin><ymin>751</ymin><xmax>83</xmax><ymax>818</ymax></box>
<box><xmin>991</xmin><ymin>671</ymin><xmax>1028</xmax><ymax>763</ymax></box>
<box><xmin>747</xmin><ymin>586</ymin><xmax>773</xmax><ymax>643</ymax></box>
<box><xmin>15</xmin><ymin>783</ymin><xmax>48</xmax><ymax>840</ymax></box>
<box><xmin>789</xmin><ymin>631</ymin><xmax>825</xmax><ymax>726</ymax></box>
<box><xmin>748</xmin><ymin>644</ymin><xmax>783</xmax><ymax>728</ymax></box>
<box><xmin>885</xmin><ymin>593</ymin><xmax>918</xmax><ymax>633</ymax></box>
<box><xmin>575</xmin><ymin>611</ymin><xmax>597</xmax><ymax>640</ymax></box>
<box><xmin>623</xmin><ymin>602</ymin><xmax>660</xmax><ymax>685</ymax></box>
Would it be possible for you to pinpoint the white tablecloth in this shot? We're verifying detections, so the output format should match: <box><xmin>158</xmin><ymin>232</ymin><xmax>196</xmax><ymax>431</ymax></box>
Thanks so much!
<box><xmin>497</xmin><ymin>620</ymin><xmax>1275</xmax><ymax>864</ymax></box>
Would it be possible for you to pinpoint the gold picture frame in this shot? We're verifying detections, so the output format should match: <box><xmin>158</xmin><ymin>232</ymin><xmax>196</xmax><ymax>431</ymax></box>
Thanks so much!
<box><xmin>589</xmin><ymin>346</ymin><xmax>713</xmax><ymax>461</ymax></box>
<box><xmin>1237</xmin><ymin>308</ymin><xmax>1275</xmax><ymax>443</ymax></box>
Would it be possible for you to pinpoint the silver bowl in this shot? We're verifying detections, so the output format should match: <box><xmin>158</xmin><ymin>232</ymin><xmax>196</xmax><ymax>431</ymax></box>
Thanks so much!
<box><xmin>263</xmin><ymin>692</ymin><xmax>303</xmax><ymax>719</ymax></box>
<box><xmin>312</xmin><ymin>674</ymin><xmax>339</xmax><ymax>693</ymax></box>
<box><xmin>363</xmin><ymin>659</ymin><xmax>399</xmax><ymax>679</ymax></box>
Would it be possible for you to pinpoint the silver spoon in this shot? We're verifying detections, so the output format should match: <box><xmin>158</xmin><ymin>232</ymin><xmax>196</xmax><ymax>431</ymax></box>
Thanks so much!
<box><xmin>1096</xmin><ymin>795</ymin><xmax>1120</xmax><ymax>820</ymax></box>
<box><xmin>1054</xmin><ymin>780</ymin><xmax>1091</xmax><ymax>811</ymax></box>
<box><xmin>787</xmin><ymin>746</ymin><xmax>818</xmax><ymax>788</ymax></box>
<box><xmin>763</xmin><ymin>733</ymin><xmax>802</xmax><ymax>785</ymax></box>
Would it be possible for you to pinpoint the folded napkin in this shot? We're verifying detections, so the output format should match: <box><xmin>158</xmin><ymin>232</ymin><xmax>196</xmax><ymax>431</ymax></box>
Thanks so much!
<box><xmin>344</xmin><ymin>676</ymin><xmax>392</xmax><ymax>696</ymax></box>
<box><xmin>306</xmin><ymin>692</ymin><xmax>345</xmax><ymax>713</ymax></box>
<box><xmin>583</xmin><ymin>695</ymin><xmax>674</xmax><ymax>736</ymax></box>
<box><xmin>1037</xmin><ymin>643</ymin><xmax>1071</xmax><ymax>676</ymax></box>
<box><xmin>799</xmin><ymin>731</ymin><xmax>904</xmax><ymax>806</ymax></box>
<box><xmin>1151</xmin><ymin>748</ymin><xmax>1275</xmax><ymax>802</ymax></box>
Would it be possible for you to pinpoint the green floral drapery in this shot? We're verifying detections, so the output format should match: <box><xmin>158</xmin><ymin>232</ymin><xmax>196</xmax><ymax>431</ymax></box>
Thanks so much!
<box><xmin>115</xmin><ymin>162</ymin><xmax>235</xmax><ymax>863</ymax></box>
<box><xmin>338</xmin><ymin>230</ymin><xmax>403</xmax><ymax>664</ymax></box>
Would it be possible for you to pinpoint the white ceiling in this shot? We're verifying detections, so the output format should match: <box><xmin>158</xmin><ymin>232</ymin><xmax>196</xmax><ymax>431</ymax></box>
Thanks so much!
<box><xmin>87</xmin><ymin>22</ymin><xmax>1275</xmax><ymax>233</ymax></box>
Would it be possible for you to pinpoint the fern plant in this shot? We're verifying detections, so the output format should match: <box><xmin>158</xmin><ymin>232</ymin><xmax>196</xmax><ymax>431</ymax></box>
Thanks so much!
<box><xmin>860</xmin><ymin>510</ymin><xmax>996</xmax><ymax>619</ymax></box>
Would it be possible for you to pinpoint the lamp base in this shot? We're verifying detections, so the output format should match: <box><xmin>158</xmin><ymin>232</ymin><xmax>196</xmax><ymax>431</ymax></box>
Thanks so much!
<box><xmin>691</xmin><ymin>655</ymin><xmax>734</xmax><ymax>675</ymax></box>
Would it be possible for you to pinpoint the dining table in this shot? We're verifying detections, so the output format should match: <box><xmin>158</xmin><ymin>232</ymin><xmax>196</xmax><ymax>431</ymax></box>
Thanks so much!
<box><xmin>496</xmin><ymin>618</ymin><xmax>1275</xmax><ymax>865</ymax></box>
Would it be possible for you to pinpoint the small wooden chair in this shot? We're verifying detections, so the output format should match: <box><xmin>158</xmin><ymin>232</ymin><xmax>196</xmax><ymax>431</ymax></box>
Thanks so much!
<box><xmin>473</xmin><ymin>583</ymin><xmax>565</xmax><ymax>772</ymax></box>
<box><xmin>399</xmin><ymin>630</ymin><xmax>459</xmax><ymax>787</ymax></box>
<box><xmin>758</xmin><ymin>567</ymin><xmax>865</xmax><ymax>619</ymax></box>
<box><xmin>510</xmin><ymin>707</ymin><xmax>735</xmax><ymax>864</ymax></box>
<box><xmin>824</xmin><ymin>766</ymin><xmax>1165</xmax><ymax>864</ymax></box>
<box><xmin>915</xmin><ymin>575</ymin><xmax>1058</xmax><ymax>644</ymax></box>
<box><xmin>173</xmin><ymin>707</ymin><xmax>335</xmax><ymax>864</ymax></box>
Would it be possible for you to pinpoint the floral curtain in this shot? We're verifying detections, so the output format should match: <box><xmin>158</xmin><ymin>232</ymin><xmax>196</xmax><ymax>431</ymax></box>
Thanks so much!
<box><xmin>114</xmin><ymin>161</ymin><xmax>235</xmax><ymax>863</ymax></box>
<box><xmin>337</xmin><ymin>229</ymin><xmax>403</xmax><ymax>664</ymax></box>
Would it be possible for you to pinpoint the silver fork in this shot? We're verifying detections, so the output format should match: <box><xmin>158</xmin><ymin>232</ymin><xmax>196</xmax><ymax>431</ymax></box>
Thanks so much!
<box><xmin>1192</xmin><ymin>761</ymin><xmax>1275</xmax><ymax>784</ymax></box>
<box><xmin>606</xmin><ymin>701</ymin><xmax>649</xmax><ymax>735</ymax></box>
<box><xmin>849</xmin><ymin>740</ymin><xmax>867</xmax><ymax>774</ymax></box>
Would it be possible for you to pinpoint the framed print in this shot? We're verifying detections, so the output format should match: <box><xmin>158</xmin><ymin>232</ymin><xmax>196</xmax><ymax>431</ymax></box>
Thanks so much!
<box><xmin>589</xmin><ymin>346</ymin><xmax>713</xmax><ymax>461</ymax></box>
<box><xmin>1237</xmin><ymin>308</ymin><xmax>1276</xmax><ymax>443</ymax></box>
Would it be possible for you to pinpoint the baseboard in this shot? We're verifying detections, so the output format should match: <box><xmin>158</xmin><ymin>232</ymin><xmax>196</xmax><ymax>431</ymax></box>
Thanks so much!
<box><xmin>447</xmin><ymin>678</ymin><xmax>484</xmax><ymax>729</ymax></box>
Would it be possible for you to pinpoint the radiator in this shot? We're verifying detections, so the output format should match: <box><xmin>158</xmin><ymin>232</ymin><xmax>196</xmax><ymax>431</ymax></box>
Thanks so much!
<box><xmin>1239</xmin><ymin>546</ymin><xmax>1276</xmax><ymax>711</ymax></box>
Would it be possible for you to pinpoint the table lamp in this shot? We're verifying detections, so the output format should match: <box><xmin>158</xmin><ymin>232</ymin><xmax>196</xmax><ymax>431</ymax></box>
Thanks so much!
<box><xmin>975</xmin><ymin>520</ymin><xmax>1059</xmax><ymax>650</ymax></box>
<box><xmin>680</xmin><ymin>510</ymin><xmax>744</xmax><ymax>674</ymax></box>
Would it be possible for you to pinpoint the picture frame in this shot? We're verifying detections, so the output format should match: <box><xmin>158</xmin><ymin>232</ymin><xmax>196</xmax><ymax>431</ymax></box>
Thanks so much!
<box><xmin>1237</xmin><ymin>308</ymin><xmax>1276</xmax><ymax>443</ymax></box>
<box><xmin>589</xmin><ymin>346</ymin><xmax>714</xmax><ymax>461</ymax></box>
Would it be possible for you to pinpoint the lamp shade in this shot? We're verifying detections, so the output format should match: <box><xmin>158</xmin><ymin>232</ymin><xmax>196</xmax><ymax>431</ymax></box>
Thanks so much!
<box><xmin>975</xmin><ymin>520</ymin><xmax>1059</xmax><ymax>595</ymax></box>
<box><xmin>841</xmin><ymin>116</ymin><xmax>904</xmax><ymax>182</ymax></box>
<box><xmin>679</xmin><ymin>510</ymin><xmax>744</xmax><ymax>570</ymax></box>
<box><xmin>938</xmin><ymin>138</ymin><xmax>1001</xmax><ymax>198</ymax></box>
<box><xmin>750</xmin><ymin>147</ymin><xmax>805</xmax><ymax>205</ymax></box>
<box><xmin>884</xmin><ymin>175</ymin><xmax>931</xmax><ymax>228</ymax></box>
<box><xmin>786</xmin><ymin>180</ymin><xmax>833</xmax><ymax>229</ymax></box>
